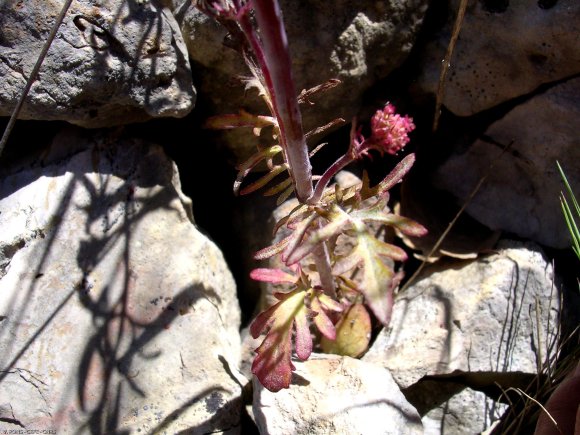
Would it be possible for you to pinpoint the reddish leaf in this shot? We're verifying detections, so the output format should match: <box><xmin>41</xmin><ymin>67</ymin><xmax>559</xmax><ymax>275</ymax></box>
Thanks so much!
<box><xmin>250</xmin><ymin>268</ymin><xmax>298</xmax><ymax>284</ymax></box>
<box><xmin>376</xmin><ymin>153</ymin><xmax>415</xmax><ymax>196</ymax></box>
<box><xmin>310</xmin><ymin>292</ymin><xmax>340</xmax><ymax>340</ymax></box>
<box><xmin>250</xmin><ymin>289</ymin><xmax>311</xmax><ymax>392</ymax></box>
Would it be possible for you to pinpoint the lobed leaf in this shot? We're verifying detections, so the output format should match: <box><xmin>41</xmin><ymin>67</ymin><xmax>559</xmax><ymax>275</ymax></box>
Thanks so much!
<box><xmin>250</xmin><ymin>289</ymin><xmax>311</xmax><ymax>392</ymax></box>
<box><xmin>333</xmin><ymin>226</ymin><xmax>397</xmax><ymax>326</ymax></box>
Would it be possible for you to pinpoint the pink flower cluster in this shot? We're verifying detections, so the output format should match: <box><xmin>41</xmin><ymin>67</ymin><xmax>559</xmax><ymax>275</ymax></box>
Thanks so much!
<box><xmin>369</xmin><ymin>103</ymin><xmax>415</xmax><ymax>155</ymax></box>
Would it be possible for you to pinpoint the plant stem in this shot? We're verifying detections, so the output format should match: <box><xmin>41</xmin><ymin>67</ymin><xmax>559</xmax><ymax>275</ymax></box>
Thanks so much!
<box><xmin>252</xmin><ymin>0</ymin><xmax>313</xmax><ymax>203</ymax></box>
<box><xmin>309</xmin><ymin>153</ymin><xmax>354</xmax><ymax>205</ymax></box>
<box><xmin>250</xmin><ymin>0</ymin><xmax>336</xmax><ymax>295</ymax></box>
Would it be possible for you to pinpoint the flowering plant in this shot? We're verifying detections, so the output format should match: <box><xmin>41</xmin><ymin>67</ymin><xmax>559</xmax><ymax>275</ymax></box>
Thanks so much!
<box><xmin>197</xmin><ymin>0</ymin><xmax>427</xmax><ymax>392</ymax></box>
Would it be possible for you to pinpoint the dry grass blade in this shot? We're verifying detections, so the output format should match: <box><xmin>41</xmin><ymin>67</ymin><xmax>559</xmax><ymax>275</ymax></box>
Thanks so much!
<box><xmin>499</xmin><ymin>387</ymin><xmax>563</xmax><ymax>435</ymax></box>
<box><xmin>432</xmin><ymin>0</ymin><xmax>468</xmax><ymax>132</ymax></box>
<box><xmin>0</xmin><ymin>0</ymin><xmax>74</xmax><ymax>159</ymax></box>
<box><xmin>400</xmin><ymin>141</ymin><xmax>513</xmax><ymax>293</ymax></box>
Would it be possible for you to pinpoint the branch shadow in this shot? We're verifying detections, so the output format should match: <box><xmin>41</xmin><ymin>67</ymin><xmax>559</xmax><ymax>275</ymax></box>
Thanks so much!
<box><xmin>0</xmin><ymin>128</ymin><xmax>239</xmax><ymax>433</ymax></box>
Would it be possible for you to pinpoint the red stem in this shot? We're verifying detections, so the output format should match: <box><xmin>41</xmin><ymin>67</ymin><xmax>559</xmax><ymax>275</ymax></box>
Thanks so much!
<box><xmin>252</xmin><ymin>0</ymin><xmax>313</xmax><ymax>203</ymax></box>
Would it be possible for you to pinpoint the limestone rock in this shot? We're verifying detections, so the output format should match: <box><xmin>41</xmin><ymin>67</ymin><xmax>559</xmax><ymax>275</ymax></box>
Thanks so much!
<box><xmin>178</xmin><ymin>0</ymin><xmax>429</xmax><ymax>156</ymax></box>
<box><xmin>253</xmin><ymin>354</ymin><xmax>423</xmax><ymax>435</ymax></box>
<box><xmin>433</xmin><ymin>77</ymin><xmax>580</xmax><ymax>248</ymax></box>
<box><xmin>0</xmin><ymin>0</ymin><xmax>195</xmax><ymax>127</ymax></box>
<box><xmin>0</xmin><ymin>129</ymin><xmax>243</xmax><ymax>433</ymax></box>
<box><xmin>415</xmin><ymin>0</ymin><xmax>580</xmax><ymax>116</ymax></box>
<box><xmin>363</xmin><ymin>240</ymin><xmax>560</xmax><ymax>389</ymax></box>
<box><xmin>406</xmin><ymin>381</ymin><xmax>507</xmax><ymax>435</ymax></box>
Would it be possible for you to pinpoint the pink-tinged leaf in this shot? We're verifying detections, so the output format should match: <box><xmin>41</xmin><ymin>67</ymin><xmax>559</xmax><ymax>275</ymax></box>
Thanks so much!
<box><xmin>204</xmin><ymin>109</ymin><xmax>276</xmax><ymax>134</ymax></box>
<box><xmin>281</xmin><ymin>213</ymin><xmax>318</xmax><ymax>264</ymax></box>
<box><xmin>285</xmin><ymin>206</ymin><xmax>351</xmax><ymax>265</ymax></box>
<box><xmin>254</xmin><ymin>234</ymin><xmax>292</xmax><ymax>260</ymax></box>
<box><xmin>349</xmin><ymin>195</ymin><xmax>428</xmax><ymax>238</ymax></box>
<box><xmin>252</xmin><ymin>330</ymin><xmax>294</xmax><ymax>393</ymax></box>
<box><xmin>293</xmin><ymin>305</ymin><xmax>312</xmax><ymax>360</ymax></box>
<box><xmin>310</xmin><ymin>293</ymin><xmax>337</xmax><ymax>340</ymax></box>
<box><xmin>381</xmin><ymin>214</ymin><xmax>428</xmax><ymax>237</ymax></box>
<box><xmin>376</xmin><ymin>153</ymin><xmax>416</xmax><ymax>196</ymax></box>
<box><xmin>250</xmin><ymin>268</ymin><xmax>298</xmax><ymax>284</ymax></box>
<box><xmin>250</xmin><ymin>289</ymin><xmax>310</xmax><ymax>392</ymax></box>
<box><xmin>368</xmin><ymin>236</ymin><xmax>408</xmax><ymax>262</ymax></box>
<box><xmin>317</xmin><ymin>293</ymin><xmax>344</xmax><ymax>313</ymax></box>
<box><xmin>321</xmin><ymin>303</ymin><xmax>371</xmax><ymax>357</ymax></box>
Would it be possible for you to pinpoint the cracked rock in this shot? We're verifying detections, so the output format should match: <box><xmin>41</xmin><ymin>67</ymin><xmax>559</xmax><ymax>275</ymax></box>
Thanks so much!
<box><xmin>0</xmin><ymin>0</ymin><xmax>195</xmax><ymax>127</ymax></box>
<box><xmin>414</xmin><ymin>0</ymin><xmax>580</xmax><ymax>116</ymax></box>
<box><xmin>0</xmin><ymin>128</ymin><xmax>243</xmax><ymax>433</ymax></box>
<box><xmin>363</xmin><ymin>240</ymin><xmax>560</xmax><ymax>389</ymax></box>
<box><xmin>253</xmin><ymin>353</ymin><xmax>423</xmax><ymax>435</ymax></box>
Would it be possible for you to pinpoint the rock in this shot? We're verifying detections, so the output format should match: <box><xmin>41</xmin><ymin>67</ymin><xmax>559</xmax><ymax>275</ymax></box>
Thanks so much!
<box><xmin>178</xmin><ymin>0</ymin><xmax>429</xmax><ymax>156</ymax></box>
<box><xmin>363</xmin><ymin>240</ymin><xmax>560</xmax><ymax>389</ymax></box>
<box><xmin>0</xmin><ymin>0</ymin><xmax>195</xmax><ymax>127</ymax></box>
<box><xmin>252</xmin><ymin>353</ymin><xmax>423</xmax><ymax>435</ymax></box>
<box><xmin>432</xmin><ymin>77</ymin><xmax>580</xmax><ymax>248</ymax></box>
<box><xmin>415</xmin><ymin>0</ymin><xmax>580</xmax><ymax>116</ymax></box>
<box><xmin>0</xmin><ymin>128</ymin><xmax>243</xmax><ymax>433</ymax></box>
<box><xmin>406</xmin><ymin>381</ymin><xmax>507</xmax><ymax>435</ymax></box>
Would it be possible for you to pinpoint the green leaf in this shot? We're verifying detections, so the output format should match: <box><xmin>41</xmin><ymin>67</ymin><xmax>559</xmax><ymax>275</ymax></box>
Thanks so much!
<box><xmin>240</xmin><ymin>165</ymin><xmax>288</xmax><ymax>195</ymax></box>
<box><xmin>250</xmin><ymin>289</ymin><xmax>311</xmax><ymax>392</ymax></box>
<box><xmin>557</xmin><ymin>161</ymin><xmax>580</xmax><ymax>262</ymax></box>
<box><xmin>234</xmin><ymin>146</ymin><xmax>283</xmax><ymax>195</ymax></box>
<box><xmin>321</xmin><ymin>303</ymin><xmax>371</xmax><ymax>357</ymax></box>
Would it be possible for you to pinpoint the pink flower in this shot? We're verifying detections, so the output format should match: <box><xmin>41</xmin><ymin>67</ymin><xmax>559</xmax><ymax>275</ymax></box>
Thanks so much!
<box><xmin>368</xmin><ymin>103</ymin><xmax>415</xmax><ymax>155</ymax></box>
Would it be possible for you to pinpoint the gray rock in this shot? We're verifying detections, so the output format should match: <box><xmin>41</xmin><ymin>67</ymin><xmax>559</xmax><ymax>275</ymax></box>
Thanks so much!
<box><xmin>0</xmin><ymin>129</ymin><xmax>243</xmax><ymax>433</ymax></box>
<box><xmin>415</xmin><ymin>0</ymin><xmax>580</xmax><ymax>116</ymax></box>
<box><xmin>0</xmin><ymin>0</ymin><xmax>195</xmax><ymax>127</ymax></box>
<box><xmin>363</xmin><ymin>240</ymin><xmax>560</xmax><ymax>389</ymax></box>
<box><xmin>253</xmin><ymin>353</ymin><xmax>423</xmax><ymax>435</ymax></box>
<box><xmin>433</xmin><ymin>77</ymin><xmax>580</xmax><ymax>248</ymax></box>
<box><xmin>405</xmin><ymin>380</ymin><xmax>507</xmax><ymax>435</ymax></box>
<box><xmin>179</xmin><ymin>0</ymin><xmax>429</xmax><ymax>156</ymax></box>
